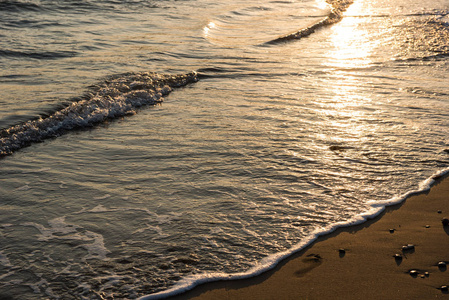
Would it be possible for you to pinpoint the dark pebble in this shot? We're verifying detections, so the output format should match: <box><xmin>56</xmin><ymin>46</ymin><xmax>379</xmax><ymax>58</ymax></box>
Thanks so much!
<box><xmin>424</xmin><ymin>272</ymin><xmax>429</xmax><ymax>277</ymax></box>
<box><xmin>402</xmin><ymin>244</ymin><xmax>415</xmax><ymax>251</ymax></box>
<box><xmin>440</xmin><ymin>285</ymin><xmax>448</xmax><ymax>291</ymax></box>
<box><xmin>339</xmin><ymin>248</ymin><xmax>346</xmax><ymax>254</ymax></box>
<box><xmin>409</xmin><ymin>270</ymin><xmax>419</xmax><ymax>276</ymax></box>
<box><xmin>389</xmin><ymin>228</ymin><xmax>395</xmax><ymax>233</ymax></box>
<box><xmin>442</xmin><ymin>218</ymin><xmax>449</xmax><ymax>226</ymax></box>
<box><xmin>438</xmin><ymin>210</ymin><xmax>442</xmax><ymax>214</ymax></box>
<box><xmin>425</xmin><ymin>225</ymin><xmax>430</xmax><ymax>228</ymax></box>
<box><xmin>438</xmin><ymin>261</ymin><xmax>446</xmax><ymax>267</ymax></box>
<box><xmin>393</xmin><ymin>254</ymin><xmax>402</xmax><ymax>260</ymax></box>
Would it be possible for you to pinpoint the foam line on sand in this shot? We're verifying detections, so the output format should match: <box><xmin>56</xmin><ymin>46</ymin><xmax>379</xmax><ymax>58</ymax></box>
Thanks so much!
<box><xmin>166</xmin><ymin>175</ymin><xmax>449</xmax><ymax>299</ymax></box>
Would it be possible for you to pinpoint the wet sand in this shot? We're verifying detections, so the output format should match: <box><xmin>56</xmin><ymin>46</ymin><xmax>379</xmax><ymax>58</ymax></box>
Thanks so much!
<box><xmin>167</xmin><ymin>175</ymin><xmax>449</xmax><ymax>299</ymax></box>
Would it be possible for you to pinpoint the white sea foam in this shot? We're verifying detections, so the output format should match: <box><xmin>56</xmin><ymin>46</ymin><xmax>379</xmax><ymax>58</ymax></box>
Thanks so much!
<box><xmin>90</xmin><ymin>204</ymin><xmax>110</xmax><ymax>212</ymax></box>
<box><xmin>15</xmin><ymin>184</ymin><xmax>31</xmax><ymax>191</ymax></box>
<box><xmin>74</xmin><ymin>205</ymin><xmax>182</xmax><ymax>228</ymax></box>
<box><xmin>81</xmin><ymin>231</ymin><xmax>110</xmax><ymax>260</ymax></box>
<box><xmin>22</xmin><ymin>217</ymin><xmax>111</xmax><ymax>260</ymax></box>
<box><xmin>133</xmin><ymin>224</ymin><xmax>168</xmax><ymax>237</ymax></box>
<box><xmin>0</xmin><ymin>252</ymin><xmax>12</xmax><ymax>267</ymax></box>
<box><xmin>1</xmin><ymin>0</ymin><xmax>448</xmax><ymax>299</ymax></box>
<box><xmin>94</xmin><ymin>194</ymin><xmax>111</xmax><ymax>200</ymax></box>
<box><xmin>139</xmin><ymin>168</ymin><xmax>449</xmax><ymax>300</ymax></box>
<box><xmin>0</xmin><ymin>72</ymin><xmax>198</xmax><ymax>158</ymax></box>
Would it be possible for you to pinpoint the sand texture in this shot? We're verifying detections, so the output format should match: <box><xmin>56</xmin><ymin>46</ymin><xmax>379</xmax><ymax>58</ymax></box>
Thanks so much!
<box><xmin>167</xmin><ymin>176</ymin><xmax>449</xmax><ymax>299</ymax></box>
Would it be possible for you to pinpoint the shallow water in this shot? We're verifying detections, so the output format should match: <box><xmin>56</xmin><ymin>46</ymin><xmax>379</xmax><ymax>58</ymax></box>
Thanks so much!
<box><xmin>0</xmin><ymin>0</ymin><xmax>449</xmax><ymax>298</ymax></box>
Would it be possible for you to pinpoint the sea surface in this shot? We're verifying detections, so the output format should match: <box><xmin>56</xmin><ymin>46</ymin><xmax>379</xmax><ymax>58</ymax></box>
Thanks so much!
<box><xmin>0</xmin><ymin>0</ymin><xmax>448</xmax><ymax>298</ymax></box>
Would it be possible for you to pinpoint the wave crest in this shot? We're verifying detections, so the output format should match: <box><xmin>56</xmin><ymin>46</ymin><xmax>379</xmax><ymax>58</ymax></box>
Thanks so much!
<box><xmin>266</xmin><ymin>0</ymin><xmax>353</xmax><ymax>44</ymax></box>
<box><xmin>0</xmin><ymin>71</ymin><xmax>198</xmax><ymax>158</ymax></box>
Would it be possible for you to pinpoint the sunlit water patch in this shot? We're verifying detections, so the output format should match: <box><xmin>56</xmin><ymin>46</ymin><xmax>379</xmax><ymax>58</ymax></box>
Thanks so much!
<box><xmin>0</xmin><ymin>0</ymin><xmax>448</xmax><ymax>299</ymax></box>
<box><xmin>203</xmin><ymin>0</ymin><xmax>330</xmax><ymax>46</ymax></box>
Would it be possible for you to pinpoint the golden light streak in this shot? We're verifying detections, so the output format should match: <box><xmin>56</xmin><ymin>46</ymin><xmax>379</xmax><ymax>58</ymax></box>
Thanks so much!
<box><xmin>326</xmin><ymin>0</ymin><xmax>378</xmax><ymax>69</ymax></box>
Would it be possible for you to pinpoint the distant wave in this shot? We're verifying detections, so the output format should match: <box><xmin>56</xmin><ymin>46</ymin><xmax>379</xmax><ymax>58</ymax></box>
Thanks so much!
<box><xmin>0</xmin><ymin>49</ymin><xmax>77</xmax><ymax>60</ymax></box>
<box><xmin>0</xmin><ymin>0</ymin><xmax>42</xmax><ymax>12</ymax></box>
<box><xmin>0</xmin><ymin>0</ymin><xmax>159</xmax><ymax>15</ymax></box>
<box><xmin>395</xmin><ymin>51</ymin><xmax>449</xmax><ymax>62</ymax></box>
<box><xmin>0</xmin><ymin>72</ymin><xmax>198</xmax><ymax>158</ymax></box>
<box><xmin>0</xmin><ymin>0</ymin><xmax>101</xmax><ymax>13</ymax></box>
<box><xmin>265</xmin><ymin>0</ymin><xmax>353</xmax><ymax>44</ymax></box>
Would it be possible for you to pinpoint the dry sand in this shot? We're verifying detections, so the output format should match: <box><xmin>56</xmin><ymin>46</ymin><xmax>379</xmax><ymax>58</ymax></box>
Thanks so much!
<box><xmin>167</xmin><ymin>175</ymin><xmax>449</xmax><ymax>299</ymax></box>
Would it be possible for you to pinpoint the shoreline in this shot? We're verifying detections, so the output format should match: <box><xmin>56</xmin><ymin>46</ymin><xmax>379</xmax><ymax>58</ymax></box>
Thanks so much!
<box><xmin>160</xmin><ymin>173</ymin><xmax>449</xmax><ymax>299</ymax></box>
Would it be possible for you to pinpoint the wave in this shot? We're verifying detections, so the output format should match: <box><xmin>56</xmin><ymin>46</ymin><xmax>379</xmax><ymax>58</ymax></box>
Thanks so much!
<box><xmin>0</xmin><ymin>0</ymin><xmax>42</xmax><ymax>12</ymax></box>
<box><xmin>0</xmin><ymin>0</ymin><xmax>159</xmax><ymax>16</ymax></box>
<box><xmin>139</xmin><ymin>167</ymin><xmax>449</xmax><ymax>300</ymax></box>
<box><xmin>0</xmin><ymin>0</ymin><xmax>106</xmax><ymax>14</ymax></box>
<box><xmin>0</xmin><ymin>49</ymin><xmax>77</xmax><ymax>60</ymax></box>
<box><xmin>0</xmin><ymin>71</ymin><xmax>198</xmax><ymax>158</ymax></box>
<box><xmin>393</xmin><ymin>51</ymin><xmax>449</xmax><ymax>63</ymax></box>
<box><xmin>265</xmin><ymin>0</ymin><xmax>353</xmax><ymax>44</ymax></box>
<box><xmin>390</xmin><ymin>16</ymin><xmax>449</xmax><ymax>63</ymax></box>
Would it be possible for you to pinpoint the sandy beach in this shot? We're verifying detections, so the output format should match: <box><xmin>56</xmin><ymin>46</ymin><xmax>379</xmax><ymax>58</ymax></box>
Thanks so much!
<box><xmin>168</xmin><ymin>175</ymin><xmax>449</xmax><ymax>299</ymax></box>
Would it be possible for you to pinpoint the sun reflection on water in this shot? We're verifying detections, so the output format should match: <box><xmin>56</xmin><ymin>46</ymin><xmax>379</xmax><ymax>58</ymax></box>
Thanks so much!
<box><xmin>320</xmin><ymin>72</ymin><xmax>374</xmax><ymax>134</ymax></box>
<box><xmin>315</xmin><ymin>0</ymin><xmax>384</xmax><ymax>148</ymax></box>
<box><xmin>327</xmin><ymin>1</ymin><xmax>378</xmax><ymax>69</ymax></box>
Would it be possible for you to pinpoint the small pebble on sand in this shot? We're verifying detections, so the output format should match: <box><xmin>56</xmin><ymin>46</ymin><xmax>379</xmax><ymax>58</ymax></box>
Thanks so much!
<box><xmin>393</xmin><ymin>254</ymin><xmax>402</xmax><ymax>260</ymax></box>
<box><xmin>402</xmin><ymin>244</ymin><xmax>415</xmax><ymax>251</ymax></box>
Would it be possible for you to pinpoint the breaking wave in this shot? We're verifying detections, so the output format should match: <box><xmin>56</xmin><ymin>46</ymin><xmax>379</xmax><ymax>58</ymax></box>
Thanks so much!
<box><xmin>265</xmin><ymin>0</ymin><xmax>353</xmax><ymax>44</ymax></box>
<box><xmin>0</xmin><ymin>72</ymin><xmax>198</xmax><ymax>158</ymax></box>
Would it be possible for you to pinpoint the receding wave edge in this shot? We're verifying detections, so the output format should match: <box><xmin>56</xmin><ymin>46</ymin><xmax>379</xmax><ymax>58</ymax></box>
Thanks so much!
<box><xmin>138</xmin><ymin>167</ymin><xmax>449</xmax><ymax>300</ymax></box>
<box><xmin>265</xmin><ymin>0</ymin><xmax>353</xmax><ymax>44</ymax></box>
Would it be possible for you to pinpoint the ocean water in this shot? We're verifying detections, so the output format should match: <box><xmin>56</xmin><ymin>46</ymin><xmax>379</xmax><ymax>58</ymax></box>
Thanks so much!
<box><xmin>0</xmin><ymin>0</ymin><xmax>448</xmax><ymax>298</ymax></box>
